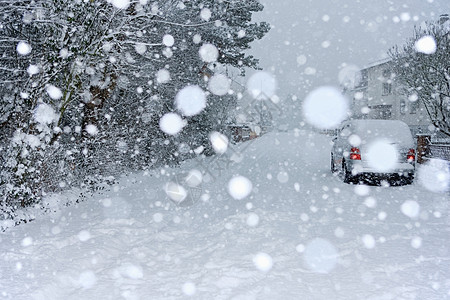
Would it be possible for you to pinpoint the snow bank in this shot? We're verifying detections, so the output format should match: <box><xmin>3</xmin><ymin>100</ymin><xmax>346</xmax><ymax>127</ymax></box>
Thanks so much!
<box><xmin>0</xmin><ymin>130</ymin><xmax>448</xmax><ymax>299</ymax></box>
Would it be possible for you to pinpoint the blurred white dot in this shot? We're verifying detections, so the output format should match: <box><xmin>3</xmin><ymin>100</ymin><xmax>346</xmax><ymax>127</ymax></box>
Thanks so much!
<box><xmin>208</xmin><ymin>74</ymin><xmax>230</xmax><ymax>96</ymax></box>
<box><xmin>415</xmin><ymin>35</ymin><xmax>436</xmax><ymax>54</ymax></box>
<box><xmin>156</xmin><ymin>69</ymin><xmax>171</xmax><ymax>84</ymax></box>
<box><xmin>210</xmin><ymin>131</ymin><xmax>228</xmax><ymax>154</ymax></box>
<box><xmin>182</xmin><ymin>282</ymin><xmax>196</xmax><ymax>296</ymax></box>
<box><xmin>200</xmin><ymin>8</ymin><xmax>211</xmax><ymax>21</ymax></box>
<box><xmin>228</xmin><ymin>176</ymin><xmax>252</xmax><ymax>200</ymax></box>
<box><xmin>401</xmin><ymin>200</ymin><xmax>420</xmax><ymax>218</ymax></box>
<box><xmin>78</xmin><ymin>230</ymin><xmax>91</xmax><ymax>242</ymax></box>
<box><xmin>120</xmin><ymin>263</ymin><xmax>144</xmax><ymax>279</ymax></box>
<box><xmin>296</xmin><ymin>244</ymin><xmax>305</xmax><ymax>253</ymax></box>
<box><xmin>162</xmin><ymin>34</ymin><xmax>174</xmax><ymax>47</ymax></box>
<box><xmin>400</xmin><ymin>12</ymin><xmax>411</xmax><ymax>22</ymax></box>
<box><xmin>300</xmin><ymin>213</ymin><xmax>309</xmax><ymax>222</ymax></box>
<box><xmin>59</xmin><ymin>48</ymin><xmax>69</xmax><ymax>58</ymax></box>
<box><xmin>361</xmin><ymin>106</ymin><xmax>370</xmax><ymax>114</ymax></box>
<box><xmin>303</xmin><ymin>238</ymin><xmax>337</xmax><ymax>273</ymax></box>
<box><xmin>17</xmin><ymin>41</ymin><xmax>31</xmax><ymax>55</ymax></box>
<box><xmin>153</xmin><ymin>213</ymin><xmax>163</xmax><ymax>223</ymax></box>
<box><xmin>302</xmin><ymin>86</ymin><xmax>349</xmax><ymax>130</ymax></box>
<box><xmin>361</xmin><ymin>234</ymin><xmax>375</xmax><ymax>249</ymax></box>
<box><xmin>411</xmin><ymin>236</ymin><xmax>422</xmax><ymax>249</ymax></box>
<box><xmin>246</xmin><ymin>213</ymin><xmax>260</xmax><ymax>227</ymax></box>
<box><xmin>16</xmin><ymin>262</ymin><xmax>23</xmax><ymax>271</ymax></box>
<box><xmin>334</xmin><ymin>227</ymin><xmax>345</xmax><ymax>238</ymax></box>
<box><xmin>321</xmin><ymin>40</ymin><xmax>331</xmax><ymax>48</ymax></box>
<box><xmin>79</xmin><ymin>270</ymin><xmax>97</xmax><ymax>289</ymax></box>
<box><xmin>348</xmin><ymin>134</ymin><xmax>361</xmax><ymax>147</ymax></box>
<box><xmin>417</xmin><ymin>159</ymin><xmax>450</xmax><ymax>193</ymax></box>
<box><xmin>34</xmin><ymin>103</ymin><xmax>57</xmax><ymax>125</ymax></box>
<box><xmin>366</xmin><ymin>140</ymin><xmax>398</xmax><ymax>172</ymax></box>
<box><xmin>304</xmin><ymin>67</ymin><xmax>317</xmax><ymax>75</ymax></box>
<box><xmin>364</xmin><ymin>197</ymin><xmax>377</xmax><ymax>208</ymax></box>
<box><xmin>101</xmin><ymin>198</ymin><xmax>112</xmax><ymax>207</ymax></box>
<box><xmin>354</xmin><ymin>185</ymin><xmax>370</xmax><ymax>196</ymax></box>
<box><xmin>409</xmin><ymin>93</ymin><xmax>419</xmax><ymax>102</ymax></box>
<box><xmin>193</xmin><ymin>34</ymin><xmax>201</xmax><ymax>44</ymax></box>
<box><xmin>27</xmin><ymin>65</ymin><xmax>39</xmax><ymax>75</ymax></box>
<box><xmin>159</xmin><ymin>113</ymin><xmax>185</xmax><ymax>135</ymax></box>
<box><xmin>85</xmin><ymin>124</ymin><xmax>98</xmax><ymax>136</ymax></box>
<box><xmin>51</xmin><ymin>226</ymin><xmax>61</xmax><ymax>235</ymax></box>
<box><xmin>296</xmin><ymin>55</ymin><xmax>307</xmax><ymax>65</ymax></box>
<box><xmin>277</xmin><ymin>171</ymin><xmax>289</xmax><ymax>183</ymax></box>
<box><xmin>21</xmin><ymin>237</ymin><xmax>33</xmax><ymax>247</ymax></box>
<box><xmin>199</xmin><ymin>43</ymin><xmax>218</xmax><ymax>62</ymax></box>
<box><xmin>339</xmin><ymin>65</ymin><xmax>361</xmax><ymax>89</ymax></box>
<box><xmin>253</xmin><ymin>252</ymin><xmax>273</xmax><ymax>272</ymax></box>
<box><xmin>46</xmin><ymin>85</ymin><xmax>63</xmax><ymax>100</ymax></box>
<box><xmin>175</xmin><ymin>85</ymin><xmax>206</xmax><ymax>117</ymax></box>
<box><xmin>378</xmin><ymin>211</ymin><xmax>387</xmax><ymax>220</ymax></box>
<box><xmin>135</xmin><ymin>43</ymin><xmax>147</xmax><ymax>55</ymax></box>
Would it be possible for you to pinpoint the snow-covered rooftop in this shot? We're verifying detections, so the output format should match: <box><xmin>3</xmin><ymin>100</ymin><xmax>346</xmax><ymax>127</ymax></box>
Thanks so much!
<box><xmin>362</xmin><ymin>57</ymin><xmax>392</xmax><ymax>70</ymax></box>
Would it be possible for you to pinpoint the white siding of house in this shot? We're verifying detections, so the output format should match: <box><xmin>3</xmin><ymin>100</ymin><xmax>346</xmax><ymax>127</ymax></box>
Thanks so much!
<box><xmin>348</xmin><ymin>60</ymin><xmax>430</xmax><ymax>133</ymax></box>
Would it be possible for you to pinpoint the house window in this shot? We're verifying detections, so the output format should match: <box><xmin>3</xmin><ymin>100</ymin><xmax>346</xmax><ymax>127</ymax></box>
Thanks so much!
<box><xmin>369</xmin><ymin>105</ymin><xmax>392</xmax><ymax>119</ymax></box>
<box><xmin>356</xmin><ymin>69</ymin><xmax>368</xmax><ymax>88</ymax></box>
<box><xmin>382</xmin><ymin>82</ymin><xmax>392</xmax><ymax>95</ymax></box>
<box><xmin>400</xmin><ymin>99</ymin><xmax>406</xmax><ymax>114</ymax></box>
<box><xmin>379</xmin><ymin>105</ymin><xmax>392</xmax><ymax>119</ymax></box>
<box><xmin>410</xmin><ymin>100</ymin><xmax>419</xmax><ymax>114</ymax></box>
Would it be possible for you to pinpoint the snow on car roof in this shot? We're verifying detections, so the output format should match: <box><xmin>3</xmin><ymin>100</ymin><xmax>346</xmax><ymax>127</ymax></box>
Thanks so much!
<box><xmin>345</xmin><ymin>119</ymin><xmax>414</xmax><ymax>146</ymax></box>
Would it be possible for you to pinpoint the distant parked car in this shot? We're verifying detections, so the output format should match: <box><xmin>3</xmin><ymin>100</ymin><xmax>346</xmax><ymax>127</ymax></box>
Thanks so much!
<box><xmin>331</xmin><ymin>119</ymin><xmax>416</xmax><ymax>184</ymax></box>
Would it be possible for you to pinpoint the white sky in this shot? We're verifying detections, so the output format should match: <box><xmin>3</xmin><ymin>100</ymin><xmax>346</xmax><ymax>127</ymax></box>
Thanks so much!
<box><xmin>247</xmin><ymin>0</ymin><xmax>448</xmax><ymax>124</ymax></box>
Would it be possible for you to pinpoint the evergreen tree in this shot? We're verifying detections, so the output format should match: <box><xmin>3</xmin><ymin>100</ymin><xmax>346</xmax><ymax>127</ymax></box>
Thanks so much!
<box><xmin>0</xmin><ymin>0</ymin><xmax>269</xmax><ymax>214</ymax></box>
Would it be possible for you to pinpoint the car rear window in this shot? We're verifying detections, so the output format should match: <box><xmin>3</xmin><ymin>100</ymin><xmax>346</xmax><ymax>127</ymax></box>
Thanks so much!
<box><xmin>352</xmin><ymin>120</ymin><xmax>414</xmax><ymax>146</ymax></box>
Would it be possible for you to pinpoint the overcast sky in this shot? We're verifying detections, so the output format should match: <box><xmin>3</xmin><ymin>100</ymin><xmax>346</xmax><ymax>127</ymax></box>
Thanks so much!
<box><xmin>245</xmin><ymin>0</ymin><xmax>448</xmax><ymax>124</ymax></box>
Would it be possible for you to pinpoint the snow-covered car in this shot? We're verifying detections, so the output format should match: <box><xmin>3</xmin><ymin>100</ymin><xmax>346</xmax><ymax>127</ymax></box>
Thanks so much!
<box><xmin>331</xmin><ymin>119</ymin><xmax>416</xmax><ymax>184</ymax></box>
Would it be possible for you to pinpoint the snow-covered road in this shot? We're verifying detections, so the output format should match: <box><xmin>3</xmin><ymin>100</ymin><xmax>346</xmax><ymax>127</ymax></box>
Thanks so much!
<box><xmin>1</xmin><ymin>130</ymin><xmax>449</xmax><ymax>299</ymax></box>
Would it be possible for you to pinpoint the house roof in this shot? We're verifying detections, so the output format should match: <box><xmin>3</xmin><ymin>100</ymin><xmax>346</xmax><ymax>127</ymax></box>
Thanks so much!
<box><xmin>362</xmin><ymin>57</ymin><xmax>391</xmax><ymax>70</ymax></box>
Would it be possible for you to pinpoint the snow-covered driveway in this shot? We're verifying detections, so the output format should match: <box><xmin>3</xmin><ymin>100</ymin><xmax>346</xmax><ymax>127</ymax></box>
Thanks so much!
<box><xmin>1</xmin><ymin>131</ymin><xmax>449</xmax><ymax>299</ymax></box>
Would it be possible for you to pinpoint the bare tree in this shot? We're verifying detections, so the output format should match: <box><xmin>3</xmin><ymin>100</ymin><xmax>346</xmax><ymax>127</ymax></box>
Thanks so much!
<box><xmin>389</xmin><ymin>15</ymin><xmax>450</xmax><ymax>137</ymax></box>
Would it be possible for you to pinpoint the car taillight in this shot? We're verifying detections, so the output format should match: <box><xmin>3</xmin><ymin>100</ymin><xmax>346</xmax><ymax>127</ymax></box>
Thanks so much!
<box><xmin>350</xmin><ymin>147</ymin><xmax>361</xmax><ymax>160</ymax></box>
<box><xmin>407</xmin><ymin>148</ymin><xmax>415</xmax><ymax>162</ymax></box>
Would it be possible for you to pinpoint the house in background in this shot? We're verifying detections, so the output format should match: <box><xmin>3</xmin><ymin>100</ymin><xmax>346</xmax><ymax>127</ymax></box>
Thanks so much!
<box><xmin>346</xmin><ymin>58</ymin><xmax>431</xmax><ymax>136</ymax></box>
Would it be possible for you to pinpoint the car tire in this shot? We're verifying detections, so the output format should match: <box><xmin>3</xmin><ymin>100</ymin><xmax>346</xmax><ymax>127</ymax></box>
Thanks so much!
<box><xmin>342</xmin><ymin>160</ymin><xmax>353</xmax><ymax>184</ymax></box>
<box><xmin>403</xmin><ymin>173</ymin><xmax>414</xmax><ymax>185</ymax></box>
<box><xmin>331</xmin><ymin>153</ymin><xmax>336</xmax><ymax>173</ymax></box>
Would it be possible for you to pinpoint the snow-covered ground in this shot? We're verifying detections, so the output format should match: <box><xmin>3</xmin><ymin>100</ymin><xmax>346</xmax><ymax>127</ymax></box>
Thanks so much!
<box><xmin>1</xmin><ymin>130</ymin><xmax>449</xmax><ymax>300</ymax></box>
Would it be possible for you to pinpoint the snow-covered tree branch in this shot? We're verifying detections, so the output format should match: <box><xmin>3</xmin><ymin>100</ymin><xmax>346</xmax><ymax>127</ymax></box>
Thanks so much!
<box><xmin>388</xmin><ymin>17</ymin><xmax>450</xmax><ymax>137</ymax></box>
<box><xmin>0</xmin><ymin>0</ymin><xmax>269</xmax><ymax>214</ymax></box>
